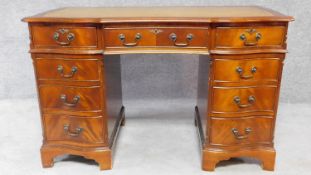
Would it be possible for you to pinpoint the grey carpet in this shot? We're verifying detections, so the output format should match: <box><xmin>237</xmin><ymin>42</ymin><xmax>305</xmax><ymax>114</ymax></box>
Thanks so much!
<box><xmin>0</xmin><ymin>99</ymin><xmax>310</xmax><ymax>175</ymax></box>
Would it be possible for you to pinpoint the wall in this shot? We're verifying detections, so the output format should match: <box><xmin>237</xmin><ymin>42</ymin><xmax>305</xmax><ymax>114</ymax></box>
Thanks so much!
<box><xmin>0</xmin><ymin>0</ymin><xmax>309</xmax><ymax>103</ymax></box>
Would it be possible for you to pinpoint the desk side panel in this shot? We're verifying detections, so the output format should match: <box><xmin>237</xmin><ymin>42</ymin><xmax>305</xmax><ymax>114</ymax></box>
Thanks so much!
<box><xmin>103</xmin><ymin>55</ymin><xmax>123</xmax><ymax>144</ymax></box>
<box><xmin>196</xmin><ymin>55</ymin><xmax>211</xmax><ymax>142</ymax></box>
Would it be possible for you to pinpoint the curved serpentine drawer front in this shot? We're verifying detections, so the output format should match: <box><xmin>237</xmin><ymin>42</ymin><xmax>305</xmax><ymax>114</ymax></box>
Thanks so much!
<box><xmin>210</xmin><ymin>117</ymin><xmax>273</xmax><ymax>146</ymax></box>
<box><xmin>36</xmin><ymin>58</ymin><xmax>100</xmax><ymax>81</ymax></box>
<box><xmin>211</xmin><ymin>86</ymin><xmax>277</xmax><ymax>114</ymax></box>
<box><xmin>31</xmin><ymin>24</ymin><xmax>99</xmax><ymax>49</ymax></box>
<box><xmin>214</xmin><ymin>26</ymin><xmax>286</xmax><ymax>49</ymax></box>
<box><xmin>39</xmin><ymin>85</ymin><xmax>102</xmax><ymax>113</ymax></box>
<box><xmin>213</xmin><ymin>58</ymin><xmax>281</xmax><ymax>83</ymax></box>
<box><xmin>44</xmin><ymin>114</ymin><xmax>105</xmax><ymax>146</ymax></box>
<box><xmin>104</xmin><ymin>27</ymin><xmax>209</xmax><ymax>48</ymax></box>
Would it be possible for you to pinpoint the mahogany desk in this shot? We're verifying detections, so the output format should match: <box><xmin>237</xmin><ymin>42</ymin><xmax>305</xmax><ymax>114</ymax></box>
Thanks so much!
<box><xmin>22</xmin><ymin>6</ymin><xmax>293</xmax><ymax>171</ymax></box>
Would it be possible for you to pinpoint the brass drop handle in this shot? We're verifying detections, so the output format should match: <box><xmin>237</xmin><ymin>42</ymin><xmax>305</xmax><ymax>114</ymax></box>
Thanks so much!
<box><xmin>236</xmin><ymin>66</ymin><xmax>257</xmax><ymax>79</ymax></box>
<box><xmin>240</xmin><ymin>29</ymin><xmax>262</xmax><ymax>46</ymax></box>
<box><xmin>53</xmin><ymin>29</ymin><xmax>75</xmax><ymax>46</ymax></box>
<box><xmin>63</xmin><ymin>124</ymin><xmax>83</xmax><ymax>137</ymax></box>
<box><xmin>169</xmin><ymin>33</ymin><xmax>194</xmax><ymax>47</ymax></box>
<box><xmin>233</xmin><ymin>95</ymin><xmax>256</xmax><ymax>108</ymax></box>
<box><xmin>232</xmin><ymin>128</ymin><xmax>252</xmax><ymax>140</ymax></box>
<box><xmin>57</xmin><ymin>65</ymin><xmax>78</xmax><ymax>78</ymax></box>
<box><xmin>118</xmin><ymin>33</ymin><xmax>142</xmax><ymax>47</ymax></box>
<box><xmin>60</xmin><ymin>94</ymin><xmax>80</xmax><ymax>107</ymax></box>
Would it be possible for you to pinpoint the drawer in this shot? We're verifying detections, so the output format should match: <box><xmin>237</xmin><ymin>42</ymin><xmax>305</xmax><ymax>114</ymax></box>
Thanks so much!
<box><xmin>39</xmin><ymin>85</ymin><xmax>102</xmax><ymax>112</ymax></box>
<box><xmin>104</xmin><ymin>28</ymin><xmax>156</xmax><ymax>47</ymax></box>
<box><xmin>44</xmin><ymin>114</ymin><xmax>105</xmax><ymax>145</ymax></box>
<box><xmin>157</xmin><ymin>28</ymin><xmax>208</xmax><ymax>48</ymax></box>
<box><xmin>210</xmin><ymin>117</ymin><xmax>273</xmax><ymax>146</ymax></box>
<box><xmin>211</xmin><ymin>86</ymin><xmax>276</xmax><ymax>113</ymax></box>
<box><xmin>36</xmin><ymin>58</ymin><xmax>100</xmax><ymax>81</ymax></box>
<box><xmin>214</xmin><ymin>26</ymin><xmax>286</xmax><ymax>49</ymax></box>
<box><xmin>32</xmin><ymin>24</ymin><xmax>98</xmax><ymax>48</ymax></box>
<box><xmin>213</xmin><ymin>58</ymin><xmax>281</xmax><ymax>83</ymax></box>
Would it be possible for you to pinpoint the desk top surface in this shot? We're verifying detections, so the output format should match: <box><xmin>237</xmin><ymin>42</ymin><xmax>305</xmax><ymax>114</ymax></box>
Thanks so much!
<box><xmin>23</xmin><ymin>6</ymin><xmax>293</xmax><ymax>23</ymax></box>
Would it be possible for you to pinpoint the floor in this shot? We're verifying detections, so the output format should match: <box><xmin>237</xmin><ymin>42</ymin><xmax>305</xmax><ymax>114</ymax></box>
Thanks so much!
<box><xmin>0</xmin><ymin>98</ymin><xmax>310</xmax><ymax>175</ymax></box>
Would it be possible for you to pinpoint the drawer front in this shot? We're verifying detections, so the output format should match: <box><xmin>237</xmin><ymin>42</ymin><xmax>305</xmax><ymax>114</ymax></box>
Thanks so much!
<box><xmin>39</xmin><ymin>86</ymin><xmax>101</xmax><ymax>112</ymax></box>
<box><xmin>214</xmin><ymin>58</ymin><xmax>281</xmax><ymax>83</ymax></box>
<box><xmin>210</xmin><ymin>117</ymin><xmax>273</xmax><ymax>146</ymax></box>
<box><xmin>214</xmin><ymin>26</ymin><xmax>286</xmax><ymax>49</ymax></box>
<box><xmin>36</xmin><ymin>58</ymin><xmax>100</xmax><ymax>81</ymax></box>
<box><xmin>157</xmin><ymin>28</ymin><xmax>208</xmax><ymax>47</ymax></box>
<box><xmin>44</xmin><ymin>114</ymin><xmax>104</xmax><ymax>144</ymax></box>
<box><xmin>104</xmin><ymin>28</ymin><xmax>156</xmax><ymax>47</ymax></box>
<box><xmin>32</xmin><ymin>25</ymin><xmax>98</xmax><ymax>48</ymax></box>
<box><xmin>212</xmin><ymin>86</ymin><xmax>276</xmax><ymax>113</ymax></box>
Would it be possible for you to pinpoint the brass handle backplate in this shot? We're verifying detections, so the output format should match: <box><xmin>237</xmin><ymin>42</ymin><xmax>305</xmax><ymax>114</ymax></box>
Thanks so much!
<box><xmin>60</xmin><ymin>94</ymin><xmax>80</xmax><ymax>107</ymax></box>
<box><xmin>233</xmin><ymin>95</ymin><xmax>256</xmax><ymax>108</ymax></box>
<box><xmin>169</xmin><ymin>33</ymin><xmax>194</xmax><ymax>47</ymax></box>
<box><xmin>63</xmin><ymin>124</ymin><xmax>83</xmax><ymax>137</ymax></box>
<box><xmin>232</xmin><ymin>128</ymin><xmax>252</xmax><ymax>140</ymax></box>
<box><xmin>53</xmin><ymin>29</ymin><xmax>75</xmax><ymax>46</ymax></box>
<box><xmin>57</xmin><ymin>65</ymin><xmax>78</xmax><ymax>78</ymax></box>
<box><xmin>236</xmin><ymin>66</ymin><xmax>257</xmax><ymax>79</ymax></box>
<box><xmin>118</xmin><ymin>33</ymin><xmax>142</xmax><ymax>47</ymax></box>
<box><xmin>240</xmin><ymin>29</ymin><xmax>262</xmax><ymax>46</ymax></box>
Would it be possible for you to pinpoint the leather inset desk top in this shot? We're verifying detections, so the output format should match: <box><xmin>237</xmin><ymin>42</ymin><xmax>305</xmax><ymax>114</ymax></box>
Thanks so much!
<box><xmin>23</xmin><ymin>6</ymin><xmax>293</xmax><ymax>23</ymax></box>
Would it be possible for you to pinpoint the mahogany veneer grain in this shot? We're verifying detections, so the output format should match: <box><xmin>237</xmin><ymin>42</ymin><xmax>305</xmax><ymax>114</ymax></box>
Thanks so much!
<box><xmin>23</xmin><ymin>6</ymin><xmax>293</xmax><ymax>171</ymax></box>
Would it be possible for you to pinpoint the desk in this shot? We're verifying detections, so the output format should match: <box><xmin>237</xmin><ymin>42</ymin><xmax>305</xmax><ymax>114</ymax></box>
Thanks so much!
<box><xmin>22</xmin><ymin>6</ymin><xmax>293</xmax><ymax>171</ymax></box>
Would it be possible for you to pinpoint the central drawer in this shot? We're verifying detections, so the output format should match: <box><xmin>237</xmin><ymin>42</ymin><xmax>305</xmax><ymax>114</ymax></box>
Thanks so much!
<box><xmin>39</xmin><ymin>85</ymin><xmax>102</xmax><ymax>112</ymax></box>
<box><xmin>103</xmin><ymin>27</ymin><xmax>208</xmax><ymax>48</ymax></box>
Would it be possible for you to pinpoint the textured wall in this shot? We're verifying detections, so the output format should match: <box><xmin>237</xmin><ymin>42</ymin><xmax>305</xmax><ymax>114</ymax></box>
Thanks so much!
<box><xmin>0</xmin><ymin>0</ymin><xmax>309</xmax><ymax>103</ymax></box>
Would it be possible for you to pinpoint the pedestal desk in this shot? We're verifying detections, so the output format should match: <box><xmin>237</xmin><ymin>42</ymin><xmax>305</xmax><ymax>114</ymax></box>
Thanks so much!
<box><xmin>22</xmin><ymin>6</ymin><xmax>293</xmax><ymax>171</ymax></box>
